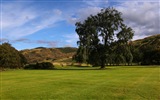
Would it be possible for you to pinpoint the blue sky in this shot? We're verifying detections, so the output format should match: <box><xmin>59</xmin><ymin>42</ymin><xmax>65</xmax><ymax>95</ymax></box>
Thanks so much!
<box><xmin>0</xmin><ymin>0</ymin><xmax>159</xmax><ymax>50</ymax></box>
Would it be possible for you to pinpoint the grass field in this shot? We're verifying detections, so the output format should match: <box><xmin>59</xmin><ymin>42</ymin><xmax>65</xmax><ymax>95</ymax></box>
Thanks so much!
<box><xmin>0</xmin><ymin>66</ymin><xmax>160</xmax><ymax>100</ymax></box>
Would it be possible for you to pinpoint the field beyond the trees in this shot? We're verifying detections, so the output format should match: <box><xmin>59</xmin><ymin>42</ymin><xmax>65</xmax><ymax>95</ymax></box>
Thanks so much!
<box><xmin>0</xmin><ymin>66</ymin><xmax>160</xmax><ymax>100</ymax></box>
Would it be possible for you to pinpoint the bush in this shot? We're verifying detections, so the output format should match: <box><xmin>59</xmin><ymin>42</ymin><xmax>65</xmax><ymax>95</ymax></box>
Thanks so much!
<box><xmin>24</xmin><ymin>62</ymin><xmax>54</xmax><ymax>69</ymax></box>
<box><xmin>0</xmin><ymin>43</ymin><xmax>27</xmax><ymax>69</ymax></box>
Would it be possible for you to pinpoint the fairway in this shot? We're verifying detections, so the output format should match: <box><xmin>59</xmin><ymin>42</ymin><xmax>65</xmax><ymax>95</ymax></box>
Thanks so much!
<box><xmin>1</xmin><ymin>66</ymin><xmax>160</xmax><ymax>100</ymax></box>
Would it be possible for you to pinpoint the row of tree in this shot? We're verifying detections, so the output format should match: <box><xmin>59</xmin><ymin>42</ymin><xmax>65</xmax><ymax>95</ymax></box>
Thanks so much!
<box><xmin>0</xmin><ymin>8</ymin><xmax>159</xmax><ymax>69</ymax></box>
<box><xmin>73</xmin><ymin>7</ymin><xmax>160</xmax><ymax>68</ymax></box>
<box><xmin>131</xmin><ymin>43</ymin><xmax>160</xmax><ymax>65</ymax></box>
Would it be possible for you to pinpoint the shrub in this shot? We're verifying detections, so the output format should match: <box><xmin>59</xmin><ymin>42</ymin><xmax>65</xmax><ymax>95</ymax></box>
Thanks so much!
<box><xmin>0</xmin><ymin>43</ymin><xmax>27</xmax><ymax>69</ymax></box>
<box><xmin>24</xmin><ymin>62</ymin><xmax>54</xmax><ymax>69</ymax></box>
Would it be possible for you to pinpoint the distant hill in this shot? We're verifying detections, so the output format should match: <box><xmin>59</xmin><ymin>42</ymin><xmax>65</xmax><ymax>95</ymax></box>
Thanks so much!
<box><xmin>131</xmin><ymin>34</ymin><xmax>160</xmax><ymax>65</ymax></box>
<box><xmin>56</xmin><ymin>47</ymin><xmax>78</xmax><ymax>53</ymax></box>
<box><xmin>21</xmin><ymin>34</ymin><xmax>160</xmax><ymax>65</ymax></box>
<box><xmin>21</xmin><ymin>47</ymin><xmax>77</xmax><ymax>63</ymax></box>
<box><xmin>132</xmin><ymin>34</ymin><xmax>160</xmax><ymax>49</ymax></box>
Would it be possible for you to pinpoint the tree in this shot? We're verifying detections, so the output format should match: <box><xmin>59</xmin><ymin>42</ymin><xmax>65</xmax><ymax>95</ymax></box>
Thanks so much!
<box><xmin>73</xmin><ymin>46</ymin><xmax>85</xmax><ymax>64</ymax></box>
<box><xmin>141</xmin><ymin>47</ymin><xmax>160</xmax><ymax>65</ymax></box>
<box><xmin>75</xmin><ymin>7</ymin><xmax>134</xmax><ymax>68</ymax></box>
<box><xmin>0</xmin><ymin>42</ymin><xmax>27</xmax><ymax>69</ymax></box>
<box><xmin>131</xmin><ymin>45</ymin><xmax>143</xmax><ymax>65</ymax></box>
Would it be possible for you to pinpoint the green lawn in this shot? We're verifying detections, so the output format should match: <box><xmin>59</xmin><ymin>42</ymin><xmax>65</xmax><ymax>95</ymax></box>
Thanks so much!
<box><xmin>0</xmin><ymin>66</ymin><xmax>160</xmax><ymax>100</ymax></box>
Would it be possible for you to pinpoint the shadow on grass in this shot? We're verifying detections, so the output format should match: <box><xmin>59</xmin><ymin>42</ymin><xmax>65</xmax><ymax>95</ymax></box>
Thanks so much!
<box><xmin>24</xmin><ymin>65</ymin><xmax>160</xmax><ymax>71</ymax></box>
<box><xmin>54</xmin><ymin>68</ymin><xmax>114</xmax><ymax>71</ymax></box>
<box><xmin>119</xmin><ymin>65</ymin><xmax>160</xmax><ymax>68</ymax></box>
<box><xmin>54</xmin><ymin>65</ymin><xmax>116</xmax><ymax>70</ymax></box>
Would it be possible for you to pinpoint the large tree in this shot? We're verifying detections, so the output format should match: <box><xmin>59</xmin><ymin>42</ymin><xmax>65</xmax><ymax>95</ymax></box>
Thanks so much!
<box><xmin>0</xmin><ymin>42</ymin><xmax>27</xmax><ymax>69</ymax></box>
<box><xmin>75</xmin><ymin>7</ymin><xmax>134</xmax><ymax>68</ymax></box>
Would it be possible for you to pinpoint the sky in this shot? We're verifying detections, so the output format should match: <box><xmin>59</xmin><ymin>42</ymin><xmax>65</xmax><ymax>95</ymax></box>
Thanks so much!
<box><xmin>0</xmin><ymin>0</ymin><xmax>159</xmax><ymax>50</ymax></box>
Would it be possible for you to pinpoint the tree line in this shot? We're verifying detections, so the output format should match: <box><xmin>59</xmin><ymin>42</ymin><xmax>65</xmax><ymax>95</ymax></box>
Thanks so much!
<box><xmin>131</xmin><ymin>41</ymin><xmax>160</xmax><ymax>65</ymax></box>
<box><xmin>0</xmin><ymin>7</ymin><xmax>159</xmax><ymax>70</ymax></box>
<box><xmin>73</xmin><ymin>7</ymin><xmax>134</xmax><ymax>68</ymax></box>
<box><xmin>73</xmin><ymin>7</ymin><xmax>160</xmax><ymax>68</ymax></box>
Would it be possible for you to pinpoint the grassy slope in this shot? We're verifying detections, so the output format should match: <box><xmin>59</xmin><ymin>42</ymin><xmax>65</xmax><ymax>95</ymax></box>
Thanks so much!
<box><xmin>21</xmin><ymin>47</ymin><xmax>77</xmax><ymax>63</ymax></box>
<box><xmin>1</xmin><ymin>66</ymin><xmax>160</xmax><ymax>100</ymax></box>
<box><xmin>132</xmin><ymin>34</ymin><xmax>160</xmax><ymax>48</ymax></box>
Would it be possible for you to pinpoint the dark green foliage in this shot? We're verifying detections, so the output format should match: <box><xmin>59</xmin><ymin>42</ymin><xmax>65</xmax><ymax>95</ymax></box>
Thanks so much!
<box><xmin>141</xmin><ymin>48</ymin><xmax>160</xmax><ymax>65</ymax></box>
<box><xmin>131</xmin><ymin>34</ymin><xmax>160</xmax><ymax>65</ymax></box>
<box><xmin>131</xmin><ymin>47</ymin><xmax>143</xmax><ymax>65</ymax></box>
<box><xmin>24</xmin><ymin>62</ymin><xmax>54</xmax><ymax>69</ymax></box>
<box><xmin>0</xmin><ymin>42</ymin><xmax>27</xmax><ymax>69</ymax></box>
<box><xmin>72</xmin><ymin>47</ymin><xmax>84</xmax><ymax>63</ymax></box>
<box><xmin>75</xmin><ymin>7</ymin><xmax>134</xmax><ymax>68</ymax></box>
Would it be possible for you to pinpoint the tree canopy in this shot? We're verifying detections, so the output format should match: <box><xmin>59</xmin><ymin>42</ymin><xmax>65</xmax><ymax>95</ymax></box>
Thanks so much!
<box><xmin>74</xmin><ymin>7</ymin><xmax>134</xmax><ymax>68</ymax></box>
<box><xmin>0</xmin><ymin>42</ymin><xmax>27</xmax><ymax>69</ymax></box>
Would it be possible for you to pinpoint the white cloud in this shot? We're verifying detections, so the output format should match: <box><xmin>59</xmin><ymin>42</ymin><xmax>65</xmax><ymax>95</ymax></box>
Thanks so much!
<box><xmin>116</xmin><ymin>2</ymin><xmax>160</xmax><ymax>39</ymax></box>
<box><xmin>64</xmin><ymin>33</ymin><xmax>79</xmax><ymax>47</ymax></box>
<box><xmin>68</xmin><ymin>0</ymin><xmax>159</xmax><ymax>41</ymax></box>
<box><xmin>53</xmin><ymin>9</ymin><xmax>62</xmax><ymax>15</ymax></box>
<box><xmin>2</xmin><ymin>3</ymin><xmax>37</xmax><ymax>29</ymax></box>
<box><xmin>83</xmin><ymin>0</ymin><xmax>108</xmax><ymax>7</ymax></box>
<box><xmin>0</xmin><ymin>38</ymin><xmax>8</xmax><ymax>43</ymax></box>
<box><xmin>113</xmin><ymin>0</ymin><xmax>159</xmax><ymax>2</ymax></box>
<box><xmin>2</xmin><ymin>0</ymin><xmax>159</xmax><ymax>49</ymax></box>
<box><xmin>77</xmin><ymin>7</ymin><xmax>101</xmax><ymax>21</ymax></box>
<box><xmin>8</xmin><ymin>38</ymin><xmax>58</xmax><ymax>47</ymax></box>
<box><xmin>67</xmin><ymin>6</ymin><xmax>101</xmax><ymax>24</ymax></box>
<box><xmin>1</xmin><ymin>2</ymin><xmax>63</xmax><ymax>39</ymax></box>
<box><xmin>36</xmin><ymin>40</ymin><xmax>57</xmax><ymax>47</ymax></box>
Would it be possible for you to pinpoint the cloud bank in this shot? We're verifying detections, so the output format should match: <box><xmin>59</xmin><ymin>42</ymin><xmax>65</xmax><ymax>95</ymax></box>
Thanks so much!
<box><xmin>116</xmin><ymin>1</ymin><xmax>160</xmax><ymax>39</ymax></box>
<box><xmin>1</xmin><ymin>2</ymin><xmax>63</xmax><ymax>39</ymax></box>
<box><xmin>1</xmin><ymin>0</ymin><xmax>159</xmax><ymax>49</ymax></box>
<box><xmin>67</xmin><ymin>0</ymin><xmax>159</xmax><ymax>40</ymax></box>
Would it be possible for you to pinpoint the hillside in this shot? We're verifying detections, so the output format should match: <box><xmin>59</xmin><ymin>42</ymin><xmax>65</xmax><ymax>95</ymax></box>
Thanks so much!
<box><xmin>132</xmin><ymin>34</ymin><xmax>160</xmax><ymax>49</ymax></box>
<box><xmin>131</xmin><ymin>34</ymin><xmax>160</xmax><ymax>65</ymax></box>
<box><xmin>21</xmin><ymin>34</ymin><xmax>160</xmax><ymax>65</ymax></box>
<box><xmin>21</xmin><ymin>47</ymin><xmax>77</xmax><ymax>63</ymax></box>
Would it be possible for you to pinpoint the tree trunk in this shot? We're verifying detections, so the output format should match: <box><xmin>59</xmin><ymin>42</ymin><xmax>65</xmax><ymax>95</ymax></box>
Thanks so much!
<box><xmin>100</xmin><ymin>59</ymin><xmax>105</xmax><ymax>69</ymax></box>
<box><xmin>100</xmin><ymin>64</ymin><xmax>105</xmax><ymax>69</ymax></box>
